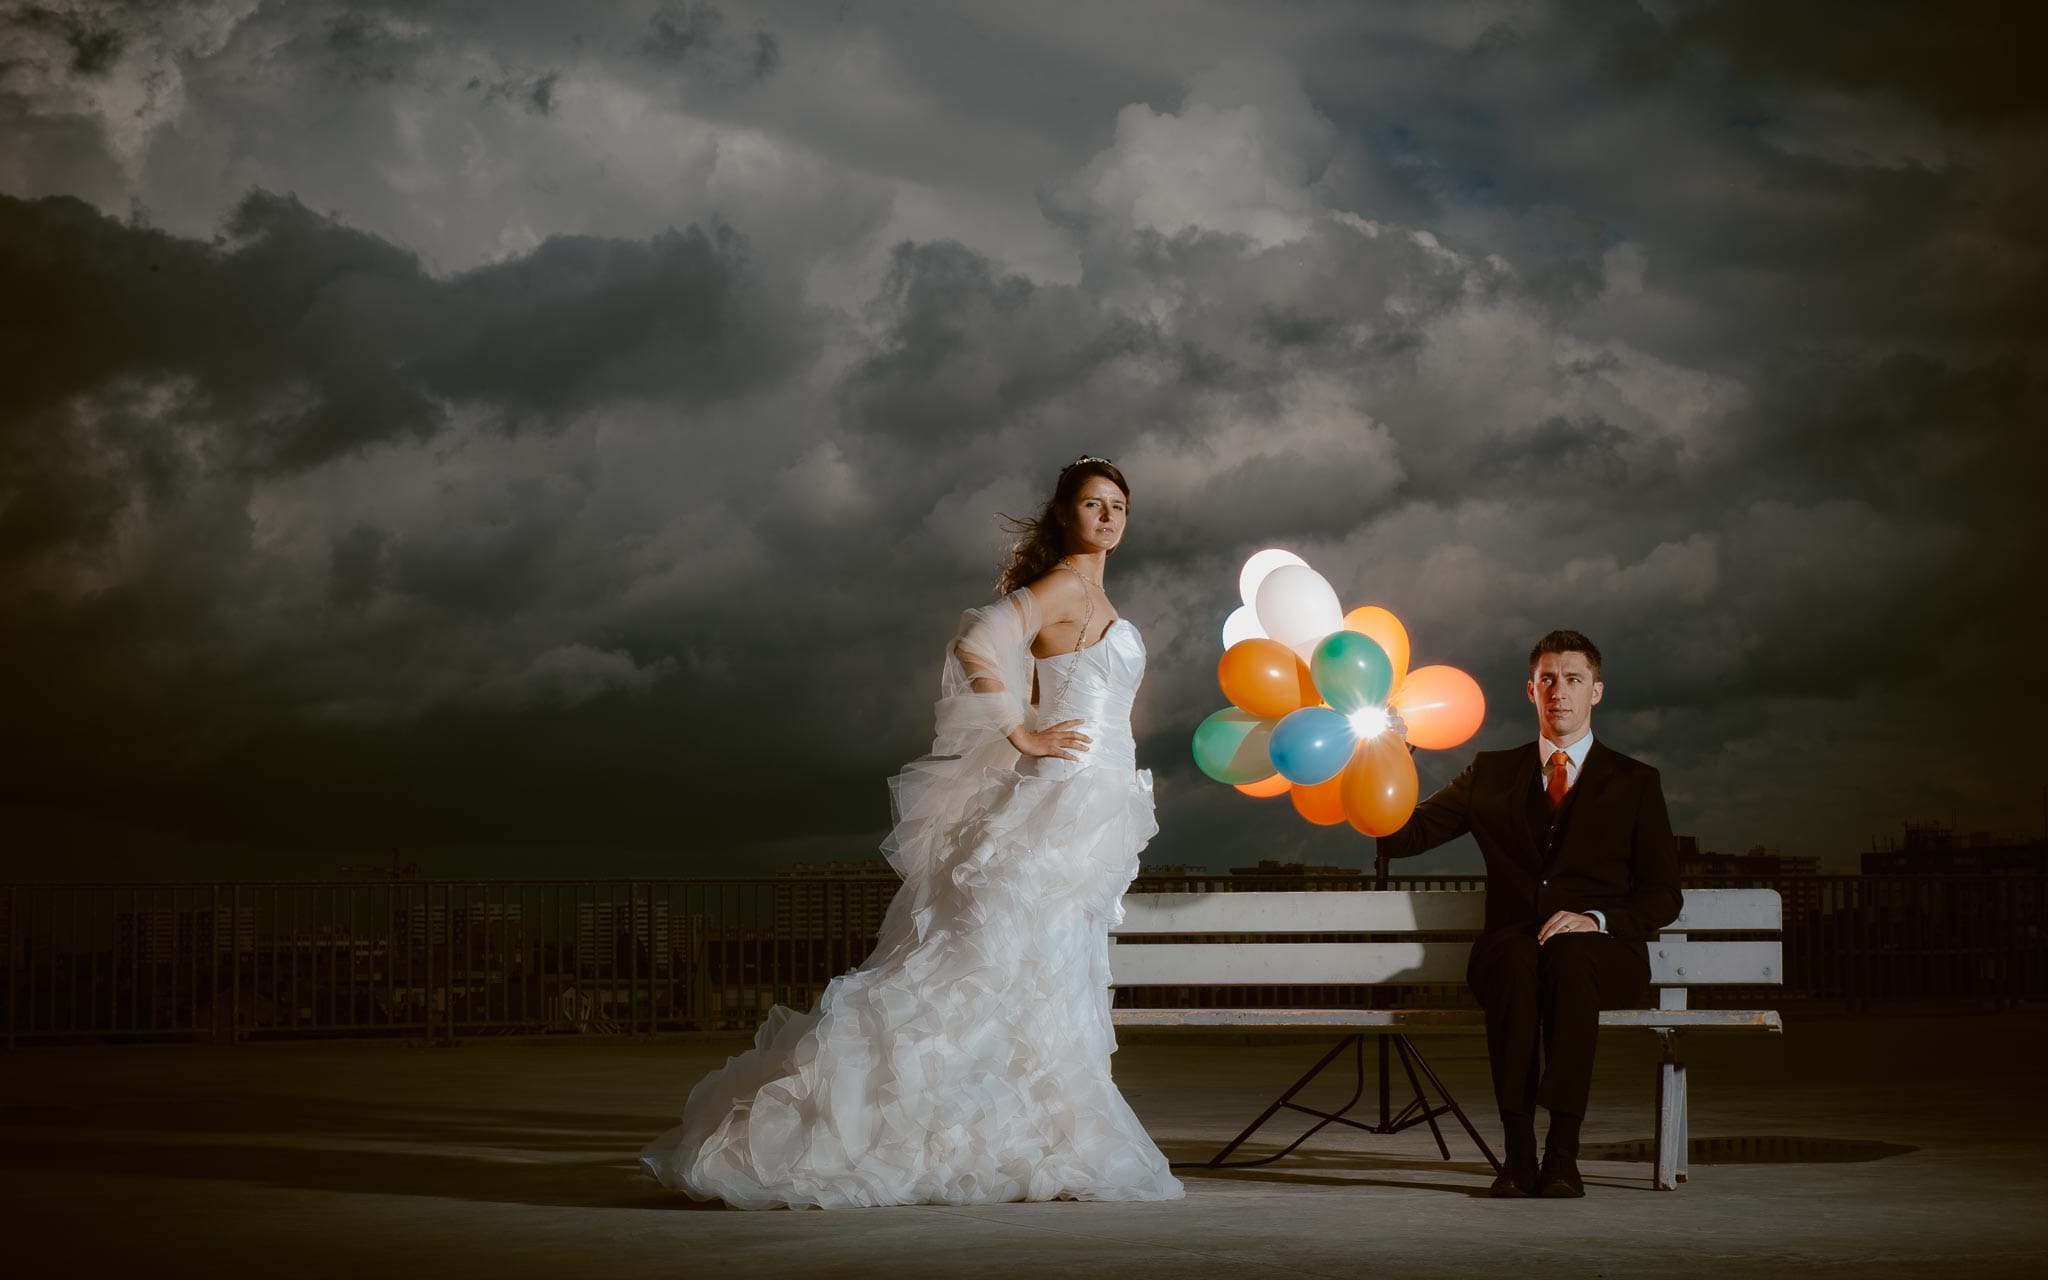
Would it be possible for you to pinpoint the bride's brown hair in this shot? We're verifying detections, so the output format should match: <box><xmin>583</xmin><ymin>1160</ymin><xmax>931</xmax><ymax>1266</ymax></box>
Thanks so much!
<box><xmin>995</xmin><ymin>456</ymin><xmax>1130</xmax><ymax>596</ymax></box>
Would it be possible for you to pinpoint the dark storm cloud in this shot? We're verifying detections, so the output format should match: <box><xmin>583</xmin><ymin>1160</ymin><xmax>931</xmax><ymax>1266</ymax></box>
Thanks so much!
<box><xmin>0</xmin><ymin>190</ymin><xmax>812</xmax><ymax>474</ymax></box>
<box><xmin>1673</xmin><ymin>0</ymin><xmax>2044</xmax><ymax>126</ymax></box>
<box><xmin>840</xmin><ymin>240</ymin><xmax>1157</xmax><ymax>442</ymax></box>
<box><xmin>469</xmin><ymin>69</ymin><xmax>559</xmax><ymax>116</ymax></box>
<box><xmin>640</xmin><ymin>1</ymin><xmax>781</xmax><ymax>83</ymax></box>
<box><xmin>1468</xmin><ymin>416</ymin><xmax>1645</xmax><ymax>496</ymax></box>
<box><xmin>1292</xmin><ymin>3</ymin><xmax>2048</xmax><ymax>365</ymax></box>
<box><xmin>0</xmin><ymin>185</ymin><xmax>826</xmax><ymax>868</ymax></box>
<box><xmin>321</xmin><ymin>8</ymin><xmax>413</xmax><ymax>87</ymax></box>
<box><xmin>11</xmin><ymin>4</ymin><xmax>125</xmax><ymax>74</ymax></box>
<box><xmin>0</xmin><ymin>1</ymin><xmax>2040</xmax><ymax>878</ymax></box>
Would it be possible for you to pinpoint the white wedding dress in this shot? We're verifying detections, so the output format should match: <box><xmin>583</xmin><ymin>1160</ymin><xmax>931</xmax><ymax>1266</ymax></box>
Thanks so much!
<box><xmin>639</xmin><ymin>611</ymin><xmax>1183</xmax><ymax>1208</ymax></box>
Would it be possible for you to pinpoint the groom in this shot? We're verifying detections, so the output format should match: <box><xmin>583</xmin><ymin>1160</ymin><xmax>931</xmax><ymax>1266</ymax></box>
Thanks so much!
<box><xmin>1377</xmin><ymin>630</ymin><xmax>1681</xmax><ymax>1198</ymax></box>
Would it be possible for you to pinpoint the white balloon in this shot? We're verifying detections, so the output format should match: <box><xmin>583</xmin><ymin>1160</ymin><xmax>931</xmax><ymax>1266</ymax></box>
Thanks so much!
<box><xmin>1221</xmin><ymin>605</ymin><xmax>1266</xmax><ymax>649</ymax></box>
<box><xmin>1255</xmin><ymin>564</ymin><xmax>1344</xmax><ymax>660</ymax></box>
<box><xmin>1239</xmin><ymin>548</ymin><xmax>1309</xmax><ymax>609</ymax></box>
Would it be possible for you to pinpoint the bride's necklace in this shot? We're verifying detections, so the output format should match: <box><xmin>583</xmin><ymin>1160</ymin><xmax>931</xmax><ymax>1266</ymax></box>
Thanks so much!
<box><xmin>1046</xmin><ymin>556</ymin><xmax>1098</xmax><ymax>710</ymax></box>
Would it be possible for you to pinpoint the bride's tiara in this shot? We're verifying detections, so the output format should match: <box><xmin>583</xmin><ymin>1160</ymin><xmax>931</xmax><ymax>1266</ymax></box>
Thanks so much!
<box><xmin>1061</xmin><ymin>454</ymin><xmax>1115</xmax><ymax>472</ymax></box>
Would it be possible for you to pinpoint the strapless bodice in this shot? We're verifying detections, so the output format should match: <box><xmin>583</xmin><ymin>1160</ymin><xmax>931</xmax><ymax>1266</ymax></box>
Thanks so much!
<box><xmin>1024</xmin><ymin>618</ymin><xmax>1145</xmax><ymax>775</ymax></box>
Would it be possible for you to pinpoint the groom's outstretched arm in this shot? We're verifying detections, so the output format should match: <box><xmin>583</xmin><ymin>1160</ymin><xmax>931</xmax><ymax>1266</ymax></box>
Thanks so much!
<box><xmin>1376</xmin><ymin>757</ymin><xmax>1476</xmax><ymax>861</ymax></box>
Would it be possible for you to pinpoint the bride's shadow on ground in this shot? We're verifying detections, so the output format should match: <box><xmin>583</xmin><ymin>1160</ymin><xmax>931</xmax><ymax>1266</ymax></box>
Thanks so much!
<box><xmin>0</xmin><ymin>1094</ymin><xmax>690</xmax><ymax>1210</ymax></box>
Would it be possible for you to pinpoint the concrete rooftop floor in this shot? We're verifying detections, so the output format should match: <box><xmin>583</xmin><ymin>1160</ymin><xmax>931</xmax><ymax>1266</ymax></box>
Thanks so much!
<box><xmin>5</xmin><ymin>1009</ymin><xmax>2045</xmax><ymax>1278</ymax></box>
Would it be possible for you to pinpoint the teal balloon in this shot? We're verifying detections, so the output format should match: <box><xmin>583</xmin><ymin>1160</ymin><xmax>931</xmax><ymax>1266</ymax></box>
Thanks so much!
<box><xmin>1192</xmin><ymin>708</ymin><xmax>1276</xmax><ymax>785</ymax></box>
<box><xmin>1268</xmin><ymin>706</ymin><xmax>1356</xmax><ymax>785</ymax></box>
<box><xmin>1312</xmin><ymin>630</ymin><xmax>1394</xmax><ymax>714</ymax></box>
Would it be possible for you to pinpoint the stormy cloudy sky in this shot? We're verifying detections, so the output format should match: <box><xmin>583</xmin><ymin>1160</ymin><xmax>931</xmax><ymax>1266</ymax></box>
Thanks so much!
<box><xmin>2</xmin><ymin>1</ymin><xmax>2040</xmax><ymax>880</ymax></box>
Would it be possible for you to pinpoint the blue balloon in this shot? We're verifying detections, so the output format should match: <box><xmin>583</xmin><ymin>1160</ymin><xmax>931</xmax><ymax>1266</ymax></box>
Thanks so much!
<box><xmin>1268</xmin><ymin>706</ymin><xmax>1357</xmax><ymax>786</ymax></box>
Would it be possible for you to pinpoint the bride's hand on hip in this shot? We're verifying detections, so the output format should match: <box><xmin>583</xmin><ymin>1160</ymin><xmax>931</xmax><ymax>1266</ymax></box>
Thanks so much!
<box><xmin>1009</xmin><ymin>719</ymin><xmax>1091</xmax><ymax>760</ymax></box>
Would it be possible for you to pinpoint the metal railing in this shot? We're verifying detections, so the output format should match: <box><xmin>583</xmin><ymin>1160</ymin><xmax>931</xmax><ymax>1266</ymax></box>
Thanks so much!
<box><xmin>3</xmin><ymin>873</ymin><xmax>2040</xmax><ymax>1046</ymax></box>
<box><xmin>1681</xmin><ymin>872</ymin><xmax>2045</xmax><ymax>1011</ymax></box>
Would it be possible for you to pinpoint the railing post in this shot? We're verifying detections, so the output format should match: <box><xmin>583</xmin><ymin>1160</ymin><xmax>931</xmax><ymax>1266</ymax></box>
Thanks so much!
<box><xmin>5</xmin><ymin>884</ymin><xmax>15</xmax><ymax>1051</ymax></box>
<box><xmin>209</xmin><ymin>884</ymin><xmax>219</xmax><ymax>1044</ymax></box>
<box><xmin>630</xmin><ymin>881</ymin><xmax>642</xmax><ymax>1036</ymax></box>
<box><xmin>438</xmin><ymin>882</ymin><xmax>454</xmax><ymax>1046</ymax></box>
<box><xmin>229</xmin><ymin>884</ymin><xmax>242</xmax><ymax>1044</ymax></box>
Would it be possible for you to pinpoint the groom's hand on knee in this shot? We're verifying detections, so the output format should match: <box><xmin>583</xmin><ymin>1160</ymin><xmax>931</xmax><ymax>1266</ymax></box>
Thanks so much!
<box><xmin>1537</xmin><ymin>910</ymin><xmax>1598</xmax><ymax>945</ymax></box>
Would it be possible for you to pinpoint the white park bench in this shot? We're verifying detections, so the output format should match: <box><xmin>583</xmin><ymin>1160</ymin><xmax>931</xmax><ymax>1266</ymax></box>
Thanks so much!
<box><xmin>1108</xmin><ymin>887</ymin><xmax>1783</xmax><ymax>1190</ymax></box>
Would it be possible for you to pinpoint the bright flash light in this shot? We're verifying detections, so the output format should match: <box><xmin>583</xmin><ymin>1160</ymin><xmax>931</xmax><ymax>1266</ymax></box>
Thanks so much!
<box><xmin>1347</xmin><ymin>706</ymin><xmax>1392</xmax><ymax>740</ymax></box>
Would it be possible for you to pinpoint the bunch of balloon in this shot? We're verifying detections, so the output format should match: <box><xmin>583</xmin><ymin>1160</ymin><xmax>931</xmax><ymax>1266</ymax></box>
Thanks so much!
<box><xmin>1191</xmin><ymin>550</ymin><xmax>1488</xmax><ymax>837</ymax></box>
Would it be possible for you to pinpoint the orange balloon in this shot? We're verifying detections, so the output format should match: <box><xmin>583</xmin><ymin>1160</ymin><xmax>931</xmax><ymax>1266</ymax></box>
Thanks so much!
<box><xmin>1391</xmin><ymin>665</ymin><xmax>1486</xmax><ymax>751</ymax></box>
<box><xmin>1297</xmin><ymin>660</ymin><xmax>1322</xmax><ymax>708</ymax></box>
<box><xmin>1235</xmin><ymin>773</ymin><xmax>1293</xmax><ymax>798</ymax></box>
<box><xmin>1219</xmin><ymin>638</ymin><xmax>1315</xmax><ymax>719</ymax></box>
<box><xmin>1290</xmin><ymin>773</ymin><xmax>1348</xmax><ymax>826</ymax></box>
<box><xmin>1342</xmin><ymin>606</ymin><xmax>1411</xmax><ymax>693</ymax></box>
<box><xmin>1340</xmin><ymin>733</ymin><xmax>1419</xmax><ymax>837</ymax></box>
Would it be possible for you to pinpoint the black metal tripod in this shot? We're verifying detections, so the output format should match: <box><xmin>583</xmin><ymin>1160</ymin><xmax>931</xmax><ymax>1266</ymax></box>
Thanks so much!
<box><xmin>1177</xmin><ymin>855</ymin><xmax>1500</xmax><ymax>1173</ymax></box>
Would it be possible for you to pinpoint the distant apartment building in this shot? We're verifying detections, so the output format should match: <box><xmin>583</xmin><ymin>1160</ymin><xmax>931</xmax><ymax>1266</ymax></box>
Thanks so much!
<box><xmin>281</xmin><ymin>923</ymin><xmax>390</xmax><ymax>966</ymax></box>
<box><xmin>1228</xmin><ymin>859</ymin><xmax>1363</xmax><ymax>888</ymax></box>
<box><xmin>398</xmin><ymin>901</ymin><xmax>526</xmax><ymax>948</ymax></box>
<box><xmin>115</xmin><ymin>906</ymin><xmax>259</xmax><ymax>965</ymax></box>
<box><xmin>574</xmin><ymin>899</ymin><xmax>671</xmax><ymax>975</ymax></box>
<box><xmin>1139</xmin><ymin>864</ymin><xmax>1208</xmax><ymax>877</ymax></box>
<box><xmin>772</xmin><ymin>860</ymin><xmax>900</xmax><ymax>941</ymax></box>
<box><xmin>1676</xmin><ymin>836</ymin><xmax>1822</xmax><ymax>879</ymax></box>
<box><xmin>1130</xmin><ymin>863</ymin><xmax>1209</xmax><ymax>890</ymax></box>
<box><xmin>1671</xmin><ymin>836</ymin><xmax>1823</xmax><ymax>920</ymax></box>
<box><xmin>1861</xmin><ymin>822</ymin><xmax>2048</xmax><ymax>875</ymax></box>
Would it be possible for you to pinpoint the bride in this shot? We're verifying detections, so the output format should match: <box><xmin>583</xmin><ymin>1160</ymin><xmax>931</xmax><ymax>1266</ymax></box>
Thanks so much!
<box><xmin>640</xmin><ymin>456</ymin><xmax>1183</xmax><ymax>1209</ymax></box>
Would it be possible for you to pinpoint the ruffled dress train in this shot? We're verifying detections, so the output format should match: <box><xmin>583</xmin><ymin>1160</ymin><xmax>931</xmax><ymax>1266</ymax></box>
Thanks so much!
<box><xmin>639</xmin><ymin>617</ymin><xmax>1182</xmax><ymax>1208</ymax></box>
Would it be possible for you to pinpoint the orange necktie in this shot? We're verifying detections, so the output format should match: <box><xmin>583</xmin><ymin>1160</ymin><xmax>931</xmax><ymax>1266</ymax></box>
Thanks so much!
<box><xmin>1546</xmin><ymin>750</ymin><xmax>1570</xmax><ymax>811</ymax></box>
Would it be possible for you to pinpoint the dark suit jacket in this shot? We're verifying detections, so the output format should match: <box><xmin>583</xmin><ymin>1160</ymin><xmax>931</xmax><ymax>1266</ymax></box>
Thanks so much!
<box><xmin>1377</xmin><ymin>738</ymin><xmax>1683</xmax><ymax>945</ymax></box>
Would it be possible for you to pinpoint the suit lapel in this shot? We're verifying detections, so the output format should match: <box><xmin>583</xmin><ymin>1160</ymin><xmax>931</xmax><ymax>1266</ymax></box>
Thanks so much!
<box><xmin>1510</xmin><ymin>743</ymin><xmax>1544</xmax><ymax>864</ymax></box>
<box><xmin>1571</xmin><ymin>739</ymin><xmax>1617</xmax><ymax>813</ymax></box>
<box><xmin>1550</xmin><ymin>739</ymin><xmax>1617</xmax><ymax>867</ymax></box>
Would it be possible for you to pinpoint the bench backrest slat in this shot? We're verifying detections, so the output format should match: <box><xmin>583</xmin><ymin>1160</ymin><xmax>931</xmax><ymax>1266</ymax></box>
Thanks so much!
<box><xmin>1114</xmin><ymin>888</ymin><xmax>1780</xmax><ymax>936</ymax></box>
<box><xmin>1668</xmin><ymin>889</ymin><xmax>1781</xmax><ymax>931</ymax></box>
<box><xmin>1118</xmin><ymin>891</ymin><xmax>1482</xmax><ymax>933</ymax></box>
<box><xmin>1108</xmin><ymin>939</ymin><xmax>1781</xmax><ymax>988</ymax></box>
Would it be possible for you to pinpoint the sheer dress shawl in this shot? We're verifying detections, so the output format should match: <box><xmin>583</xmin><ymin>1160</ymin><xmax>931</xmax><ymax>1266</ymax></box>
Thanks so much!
<box><xmin>880</xmin><ymin>587</ymin><xmax>1042</xmax><ymax>927</ymax></box>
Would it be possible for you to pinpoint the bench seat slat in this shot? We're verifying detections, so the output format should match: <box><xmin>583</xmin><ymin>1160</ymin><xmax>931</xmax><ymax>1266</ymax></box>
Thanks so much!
<box><xmin>1111</xmin><ymin>940</ymin><xmax>1460</xmax><ymax>985</ymax></box>
<box><xmin>1109</xmin><ymin>1008</ymin><xmax>1783</xmax><ymax>1032</ymax></box>
<box><xmin>1115</xmin><ymin>888</ymin><xmax>1782</xmax><ymax>936</ymax></box>
<box><xmin>1108</xmin><ymin>940</ymin><xmax>1781</xmax><ymax>987</ymax></box>
<box><xmin>1117</xmin><ymin>891</ymin><xmax>1484</xmax><ymax>933</ymax></box>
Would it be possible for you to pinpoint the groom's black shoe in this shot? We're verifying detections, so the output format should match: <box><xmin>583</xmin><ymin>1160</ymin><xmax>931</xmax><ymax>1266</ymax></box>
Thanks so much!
<box><xmin>1538</xmin><ymin>1149</ymin><xmax>1585</xmax><ymax>1198</ymax></box>
<box><xmin>1489</xmin><ymin>1116</ymin><xmax>1540</xmax><ymax>1198</ymax></box>
<box><xmin>1489</xmin><ymin>1156</ymin><xmax>1540</xmax><ymax>1198</ymax></box>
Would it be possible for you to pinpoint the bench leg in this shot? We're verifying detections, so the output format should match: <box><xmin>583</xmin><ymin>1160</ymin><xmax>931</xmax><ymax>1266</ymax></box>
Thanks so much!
<box><xmin>1391</xmin><ymin>1035</ymin><xmax>1451</xmax><ymax>1160</ymax></box>
<box><xmin>1198</xmin><ymin>1034</ymin><xmax>1365</xmax><ymax>1168</ymax></box>
<box><xmin>1185</xmin><ymin>1033</ymin><xmax>1500</xmax><ymax>1174</ymax></box>
<box><xmin>1395</xmin><ymin>1034</ymin><xmax>1501</xmax><ymax>1174</ymax></box>
<box><xmin>1653</xmin><ymin>1031</ymin><xmax>1687</xmax><ymax>1191</ymax></box>
<box><xmin>1676</xmin><ymin>1054</ymin><xmax>1691</xmax><ymax>1184</ymax></box>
